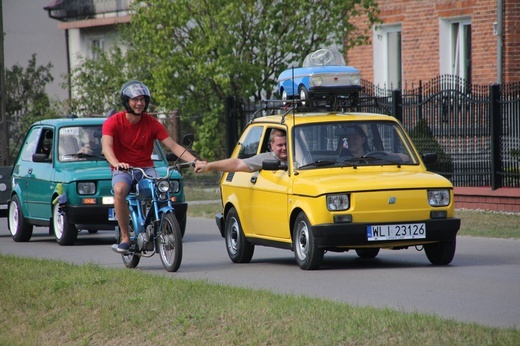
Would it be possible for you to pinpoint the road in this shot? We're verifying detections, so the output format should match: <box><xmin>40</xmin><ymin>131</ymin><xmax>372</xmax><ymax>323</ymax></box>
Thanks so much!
<box><xmin>1</xmin><ymin>217</ymin><xmax>519</xmax><ymax>329</ymax></box>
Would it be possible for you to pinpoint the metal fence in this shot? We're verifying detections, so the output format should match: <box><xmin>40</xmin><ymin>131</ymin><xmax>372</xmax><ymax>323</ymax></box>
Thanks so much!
<box><xmin>355</xmin><ymin>75</ymin><xmax>520</xmax><ymax>189</ymax></box>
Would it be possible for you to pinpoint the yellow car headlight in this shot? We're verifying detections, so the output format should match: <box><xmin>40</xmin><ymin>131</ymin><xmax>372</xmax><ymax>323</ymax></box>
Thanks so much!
<box><xmin>428</xmin><ymin>190</ymin><xmax>450</xmax><ymax>207</ymax></box>
<box><xmin>327</xmin><ymin>193</ymin><xmax>349</xmax><ymax>211</ymax></box>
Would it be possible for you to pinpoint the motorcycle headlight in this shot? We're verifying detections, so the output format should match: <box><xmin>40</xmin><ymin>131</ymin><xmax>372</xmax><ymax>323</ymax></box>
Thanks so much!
<box><xmin>327</xmin><ymin>193</ymin><xmax>349</xmax><ymax>211</ymax></box>
<box><xmin>78</xmin><ymin>182</ymin><xmax>96</xmax><ymax>195</ymax></box>
<box><xmin>428</xmin><ymin>190</ymin><xmax>450</xmax><ymax>207</ymax></box>
<box><xmin>157</xmin><ymin>180</ymin><xmax>170</xmax><ymax>193</ymax></box>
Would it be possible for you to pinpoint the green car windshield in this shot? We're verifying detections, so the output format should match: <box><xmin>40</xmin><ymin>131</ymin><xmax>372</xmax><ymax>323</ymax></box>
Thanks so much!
<box><xmin>58</xmin><ymin>126</ymin><xmax>164</xmax><ymax>162</ymax></box>
<box><xmin>293</xmin><ymin>121</ymin><xmax>420</xmax><ymax>169</ymax></box>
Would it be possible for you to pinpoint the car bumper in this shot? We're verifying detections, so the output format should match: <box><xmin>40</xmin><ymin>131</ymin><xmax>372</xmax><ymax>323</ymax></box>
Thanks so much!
<box><xmin>66</xmin><ymin>205</ymin><xmax>118</xmax><ymax>226</ymax></box>
<box><xmin>216</xmin><ymin>212</ymin><xmax>224</xmax><ymax>237</ymax></box>
<box><xmin>312</xmin><ymin>218</ymin><xmax>460</xmax><ymax>248</ymax></box>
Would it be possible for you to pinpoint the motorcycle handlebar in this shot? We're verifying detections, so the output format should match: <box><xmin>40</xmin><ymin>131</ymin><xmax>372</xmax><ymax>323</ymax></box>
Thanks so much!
<box><xmin>121</xmin><ymin>161</ymin><xmax>195</xmax><ymax>179</ymax></box>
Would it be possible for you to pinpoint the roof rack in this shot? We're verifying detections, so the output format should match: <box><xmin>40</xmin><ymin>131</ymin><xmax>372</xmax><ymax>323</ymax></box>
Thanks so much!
<box><xmin>250</xmin><ymin>92</ymin><xmax>392</xmax><ymax>123</ymax></box>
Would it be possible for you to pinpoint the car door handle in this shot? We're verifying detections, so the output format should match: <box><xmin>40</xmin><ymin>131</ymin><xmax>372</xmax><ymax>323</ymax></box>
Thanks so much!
<box><xmin>250</xmin><ymin>172</ymin><xmax>259</xmax><ymax>184</ymax></box>
<box><xmin>27</xmin><ymin>168</ymin><xmax>33</xmax><ymax>175</ymax></box>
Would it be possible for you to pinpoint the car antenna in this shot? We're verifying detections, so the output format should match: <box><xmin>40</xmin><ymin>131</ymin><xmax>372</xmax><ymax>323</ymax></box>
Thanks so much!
<box><xmin>291</xmin><ymin>66</ymin><xmax>296</xmax><ymax>116</ymax></box>
<box><xmin>292</xmin><ymin>65</ymin><xmax>296</xmax><ymax>129</ymax></box>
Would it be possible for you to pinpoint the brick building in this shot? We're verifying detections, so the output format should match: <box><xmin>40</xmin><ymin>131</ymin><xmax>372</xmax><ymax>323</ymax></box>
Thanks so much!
<box><xmin>347</xmin><ymin>0</ymin><xmax>520</xmax><ymax>87</ymax></box>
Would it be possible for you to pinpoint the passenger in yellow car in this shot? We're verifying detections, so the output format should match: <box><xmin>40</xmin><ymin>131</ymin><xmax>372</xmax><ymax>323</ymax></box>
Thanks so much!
<box><xmin>194</xmin><ymin>129</ymin><xmax>286</xmax><ymax>173</ymax></box>
<box><xmin>338</xmin><ymin>125</ymin><xmax>370</xmax><ymax>157</ymax></box>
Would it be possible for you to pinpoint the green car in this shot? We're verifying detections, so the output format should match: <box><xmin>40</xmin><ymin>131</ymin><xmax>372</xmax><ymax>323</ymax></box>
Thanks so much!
<box><xmin>8</xmin><ymin>117</ymin><xmax>187</xmax><ymax>245</ymax></box>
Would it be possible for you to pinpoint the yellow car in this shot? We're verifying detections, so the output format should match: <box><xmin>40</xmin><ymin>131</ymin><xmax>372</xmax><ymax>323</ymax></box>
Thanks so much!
<box><xmin>216</xmin><ymin>110</ymin><xmax>460</xmax><ymax>270</ymax></box>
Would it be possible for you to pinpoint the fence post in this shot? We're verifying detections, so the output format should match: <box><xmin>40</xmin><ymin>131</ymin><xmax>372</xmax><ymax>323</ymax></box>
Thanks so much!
<box><xmin>225</xmin><ymin>96</ymin><xmax>237</xmax><ymax>157</ymax></box>
<box><xmin>391</xmin><ymin>89</ymin><xmax>402</xmax><ymax>122</ymax></box>
<box><xmin>489</xmin><ymin>84</ymin><xmax>502</xmax><ymax>190</ymax></box>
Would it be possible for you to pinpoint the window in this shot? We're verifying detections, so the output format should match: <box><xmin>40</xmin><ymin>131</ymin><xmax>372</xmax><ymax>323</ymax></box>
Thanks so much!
<box><xmin>373</xmin><ymin>24</ymin><xmax>402</xmax><ymax>91</ymax></box>
<box><xmin>90</xmin><ymin>39</ymin><xmax>104</xmax><ymax>60</ymax></box>
<box><xmin>237</xmin><ymin>126</ymin><xmax>263</xmax><ymax>159</ymax></box>
<box><xmin>440</xmin><ymin>18</ymin><xmax>472</xmax><ymax>84</ymax></box>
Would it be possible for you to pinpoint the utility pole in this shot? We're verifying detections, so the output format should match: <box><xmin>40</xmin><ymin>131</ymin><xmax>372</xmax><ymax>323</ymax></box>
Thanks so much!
<box><xmin>0</xmin><ymin>1</ymin><xmax>9</xmax><ymax>166</ymax></box>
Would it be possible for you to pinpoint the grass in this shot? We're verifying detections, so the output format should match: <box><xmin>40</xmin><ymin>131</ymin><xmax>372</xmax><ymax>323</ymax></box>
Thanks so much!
<box><xmin>0</xmin><ymin>255</ymin><xmax>518</xmax><ymax>345</ymax></box>
<box><xmin>456</xmin><ymin>209</ymin><xmax>519</xmax><ymax>239</ymax></box>
<box><xmin>184</xmin><ymin>185</ymin><xmax>220</xmax><ymax>201</ymax></box>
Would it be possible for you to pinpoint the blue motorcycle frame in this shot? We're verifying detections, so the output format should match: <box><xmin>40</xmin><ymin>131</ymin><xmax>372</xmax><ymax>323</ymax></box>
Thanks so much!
<box><xmin>113</xmin><ymin>166</ymin><xmax>187</xmax><ymax>272</ymax></box>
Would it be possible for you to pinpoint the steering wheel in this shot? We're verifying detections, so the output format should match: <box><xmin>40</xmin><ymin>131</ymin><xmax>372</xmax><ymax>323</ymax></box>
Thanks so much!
<box><xmin>310</xmin><ymin>49</ymin><xmax>334</xmax><ymax>66</ymax></box>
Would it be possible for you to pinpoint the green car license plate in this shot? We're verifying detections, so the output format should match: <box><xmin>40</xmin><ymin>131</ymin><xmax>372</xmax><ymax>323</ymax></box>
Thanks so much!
<box><xmin>367</xmin><ymin>223</ymin><xmax>426</xmax><ymax>241</ymax></box>
<box><xmin>108</xmin><ymin>208</ymin><xmax>117</xmax><ymax>221</ymax></box>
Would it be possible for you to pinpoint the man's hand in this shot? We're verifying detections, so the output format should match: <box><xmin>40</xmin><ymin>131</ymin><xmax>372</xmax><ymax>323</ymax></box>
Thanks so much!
<box><xmin>115</xmin><ymin>162</ymin><xmax>130</xmax><ymax>170</ymax></box>
<box><xmin>194</xmin><ymin>160</ymin><xmax>208</xmax><ymax>173</ymax></box>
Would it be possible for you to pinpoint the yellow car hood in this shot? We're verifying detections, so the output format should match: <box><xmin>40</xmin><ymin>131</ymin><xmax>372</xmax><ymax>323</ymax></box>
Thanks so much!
<box><xmin>292</xmin><ymin>168</ymin><xmax>452</xmax><ymax>196</ymax></box>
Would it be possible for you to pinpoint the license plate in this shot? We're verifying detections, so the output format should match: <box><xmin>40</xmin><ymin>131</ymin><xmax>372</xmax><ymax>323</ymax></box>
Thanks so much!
<box><xmin>108</xmin><ymin>208</ymin><xmax>117</xmax><ymax>221</ymax></box>
<box><xmin>367</xmin><ymin>223</ymin><xmax>426</xmax><ymax>241</ymax></box>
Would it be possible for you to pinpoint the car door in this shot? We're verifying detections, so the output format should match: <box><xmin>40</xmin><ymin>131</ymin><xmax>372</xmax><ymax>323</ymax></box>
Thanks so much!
<box><xmin>12</xmin><ymin>127</ymin><xmax>40</xmax><ymax>217</ymax></box>
<box><xmin>250</xmin><ymin>168</ymin><xmax>290</xmax><ymax>239</ymax></box>
<box><xmin>221</xmin><ymin>126</ymin><xmax>264</xmax><ymax>234</ymax></box>
<box><xmin>24</xmin><ymin>127</ymin><xmax>55</xmax><ymax>219</ymax></box>
<box><xmin>249</xmin><ymin>127</ymin><xmax>290</xmax><ymax>240</ymax></box>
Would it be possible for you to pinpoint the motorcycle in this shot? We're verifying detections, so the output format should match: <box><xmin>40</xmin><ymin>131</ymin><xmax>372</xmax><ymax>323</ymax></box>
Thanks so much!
<box><xmin>111</xmin><ymin>135</ymin><xmax>194</xmax><ymax>272</ymax></box>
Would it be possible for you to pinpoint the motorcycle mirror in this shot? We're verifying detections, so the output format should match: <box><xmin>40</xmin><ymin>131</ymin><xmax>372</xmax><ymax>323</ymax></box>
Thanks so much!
<box><xmin>173</xmin><ymin>134</ymin><xmax>195</xmax><ymax>164</ymax></box>
<box><xmin>182</xmin><ymin>134</ymin><xmax>194</xmax><ymax>146</ymax></box>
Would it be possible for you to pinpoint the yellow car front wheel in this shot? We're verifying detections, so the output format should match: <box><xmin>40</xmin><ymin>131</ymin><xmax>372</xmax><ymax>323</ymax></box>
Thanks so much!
<box><xmin>293</xmin><ymin>212</ymin><xmax>324</xmax><ymax>270</ymax></box>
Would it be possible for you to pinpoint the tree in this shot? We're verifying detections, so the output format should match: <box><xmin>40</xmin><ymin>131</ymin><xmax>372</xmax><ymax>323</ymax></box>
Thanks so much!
<box><xmin>5</xmin><ymin>54</ymin><xmax>59</xmax><ymax>161</ymax></box>
<box><xmin>68</xmin><ymin>45</ymin><xmax>131</xmax><ymax>116</ymax></box>
<box><xmin>126</xmin><ymin>0</ymin><xmax>380</xmax><ymax>159</ymax></box>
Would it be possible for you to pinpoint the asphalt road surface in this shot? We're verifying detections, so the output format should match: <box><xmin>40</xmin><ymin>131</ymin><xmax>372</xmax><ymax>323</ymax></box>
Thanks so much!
<box><xmin>1</xmin><ymin>217</ymin><xmax>519</xmax><ymax>329</ymax></box>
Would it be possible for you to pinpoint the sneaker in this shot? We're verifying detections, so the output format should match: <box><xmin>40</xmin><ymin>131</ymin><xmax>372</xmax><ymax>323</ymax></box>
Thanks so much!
<box><xmin>116</xmin><ymin>242</ymin><xmax>131</xmax><ymax>254</ymax></box>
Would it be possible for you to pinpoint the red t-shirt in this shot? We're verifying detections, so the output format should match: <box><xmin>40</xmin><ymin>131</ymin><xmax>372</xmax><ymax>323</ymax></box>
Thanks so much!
<box><xmin>102</xmin><ymin>111</ymin><xmax>170</xmax><ymax>168</ymax></box>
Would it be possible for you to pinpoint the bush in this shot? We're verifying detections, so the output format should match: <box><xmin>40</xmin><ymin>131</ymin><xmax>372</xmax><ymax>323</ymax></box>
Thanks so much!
<box><xmin>408</xmin><ymin>119</ymin><xmax>454</xmax><ymax>180</ymax></box>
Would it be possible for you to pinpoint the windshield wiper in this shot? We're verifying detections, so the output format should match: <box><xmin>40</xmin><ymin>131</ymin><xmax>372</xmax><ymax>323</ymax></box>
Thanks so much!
<box><xmin>344</xmin><ymin>155</ymin><xmax>402</xmax><ymax>167</ymax></box>
<box><xmin>298</xmin><ymin>160</ymin><xmax>337</xmax><ymax>169</ymax></box>
<box><xmin>76</xmin><ymin>152</ymin><xmax>96</xmax><ymax>158</ymax></box>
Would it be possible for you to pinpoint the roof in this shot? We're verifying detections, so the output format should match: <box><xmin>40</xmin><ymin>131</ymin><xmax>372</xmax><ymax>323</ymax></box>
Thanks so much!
<box><xmin>31</xmin><ymin>117</ymin><xmax>107</xmax><ymax>128</ymax></box>
<box><xmin>251</xmin><ymin>110</ymin><xmax>394</xmax><ymax>127</ymax></box>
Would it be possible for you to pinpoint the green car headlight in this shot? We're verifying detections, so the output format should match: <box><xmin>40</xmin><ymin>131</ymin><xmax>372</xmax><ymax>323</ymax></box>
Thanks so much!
<box><xmin>428</xmin><ymin>190</ymin><xmax>450</xmax><ymax>207</ymax></box>
<box><xmin>77</xmin><ymin>182</ymin><xmax>96</xmax><ymax>195</ymax></box>
<box><xmin>327</xmin><ymin>193</ymin><xmax>349</xmax><ymax>211</ymax></box>
<box><xmin>169</xmin><ymin>180</ymin><xmax>180</xmax><ymax>194</ymax></box>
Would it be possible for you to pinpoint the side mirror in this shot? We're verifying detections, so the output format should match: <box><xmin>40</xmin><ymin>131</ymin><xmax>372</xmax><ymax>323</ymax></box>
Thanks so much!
<box><xmin>421</xmin><ymin>153</ymin><xmax>438</xmax><ymax>164</ymax></box>
<box><xmin>32</xmin><ymin>153</ymin><xmax>52</xmax><ymax>163</ymax></box>
<box><xmin>262</xmin><ymin>159</ymin><xmax>288</xmax><ymax>171</ymax></box>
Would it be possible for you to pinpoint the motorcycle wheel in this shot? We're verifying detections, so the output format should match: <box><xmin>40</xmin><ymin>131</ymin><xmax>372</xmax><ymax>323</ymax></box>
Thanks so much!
<box><xmin>158</xmin><ymin>212</ymin><xmax>183</xmax><ymax>272</ymax></box>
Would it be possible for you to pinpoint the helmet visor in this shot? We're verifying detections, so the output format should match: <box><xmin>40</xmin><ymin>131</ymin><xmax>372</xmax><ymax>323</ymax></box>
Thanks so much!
<box><xmin>123</xmin><ymin>83</ymin><xmax>150</xmax><ymax>99</ymax></box>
